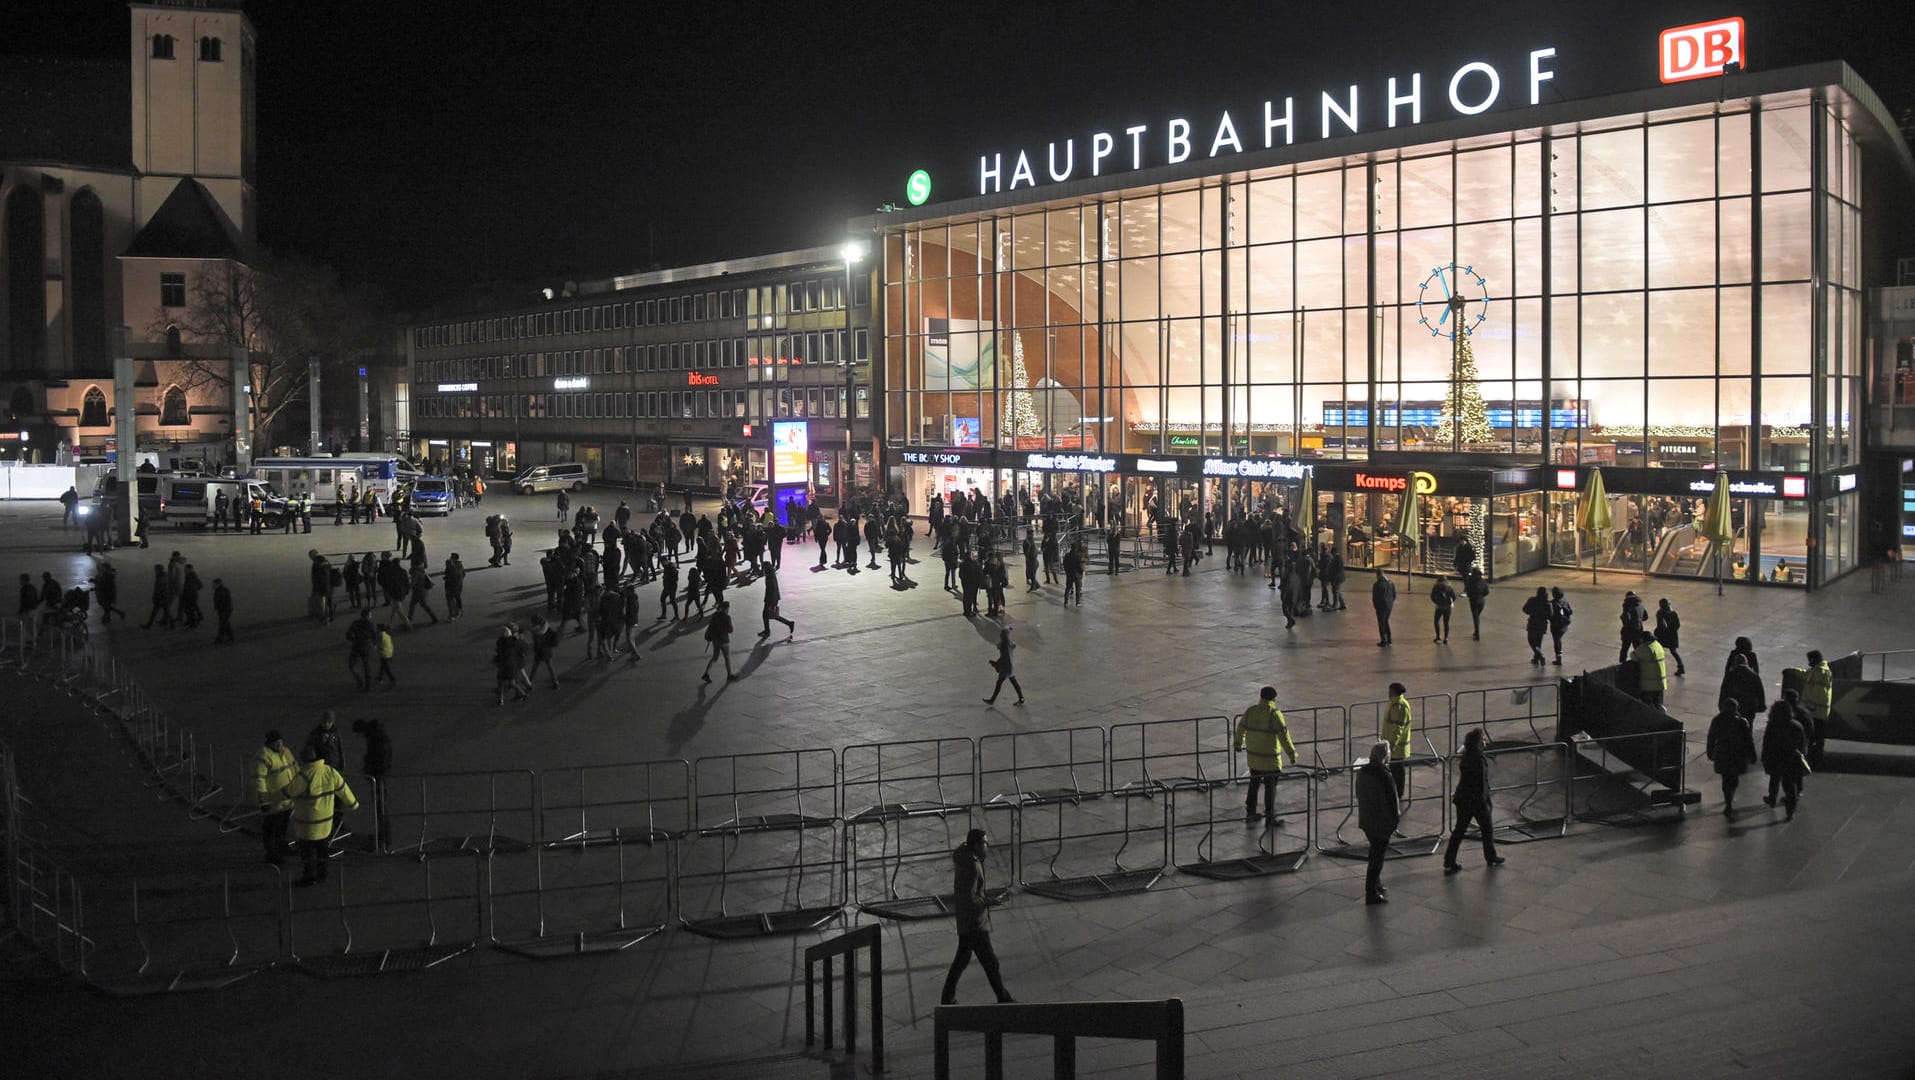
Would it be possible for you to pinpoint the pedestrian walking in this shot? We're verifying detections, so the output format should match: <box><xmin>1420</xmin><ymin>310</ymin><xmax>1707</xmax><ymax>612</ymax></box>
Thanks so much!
<box><xmin>812</xmin><ymin>515</ymin><xmax>831</xmax><ymax>568</ymax></box>
<box><xmin>1461</xmin><ymin>566</ymin><xmax>1488</xmax><ymax>639</ymax></box>
<box><xmin>1023</xmin><ymin>533</ymin><xmax>1040</xmax><ymax>591</ymax></box>
<box><xmin>1705</xmin><ymin>698</ymin><xmax>1758</xmax><ymax>816</ymax></box>
<box><xmin>1429</xmin><ymin>575</ymin><xmax>1456</xmax><ymax>643</ymax></box>
<box><xmin>1654</xmin><ymin>599</ymin><xmax>1687</xmax><ymax>676</ymax></box>
<box><xmin>1546</xmin><ymin>586</ymin><xmax>1572</xmax><ymax>664</ymax></box>
<box><xmin>91</xmin><ymin>561</ymin><xmax>127</xmax><ymax>622</ymax></box>
<box><xmin>528</xmin><ymin>614</ymin><xmax>561</xmax><ymax>688</ymax></box>
<box><xmin>351</xmin><ymin>717</ymin><xmax>392</xmax><ymax>851</ymax></box>
<box><xmin>251</xmin><ymin>731</ymin><xmax>297</xmax><ymax>864</ymax></box>
<box><xmin>1370</xmin><ymin>568</ymin><xmax>1396</xmax><ymax>647</ymax></box>
<box><xmin>1725</xmin><ymin>636</ymin><xmax>1761</xmax><ymax>675</ymax></box>
<box><xmin>657</xmin><ymin>559</ymin><xmax>681</xmax><ymax>621</ymax></box>
<box><xmin>406</xmin><ymin>564</ymin><xmax>442</xmax><ymax>625</ymax></box>
<box><xmin>1105</xmin><ymin>524</ymin><xmax>1121</xmax><ymax>576</ymax></box>
<box><xmin>494</xmin><ymin>622</ymin><xmax>531</xmax><ymax>703</ymax></box>
<box><xmin>1356</xmin><ymin>742</ymin><xmax>1400</xmax><ymax>904</ymax></box>
<box><xmin>556</xmin><ymin>489</ymin><xmax>570</xmax><ymax>521</ymax></box>
<box><xmin>212</xmin><ymin>578</ymin><xmax>235</xmax><ymax>643</ymax></box>
<box><xmin>1236</xmin><ymin>686</ymin><xmax>1298</xmax><ymax>824</ymax></box>
<box><xmin>1062</xmin><ymin>543</ymin><xmax>1084</xmax><ymax>607</ymax></box>
<box><xmin>1761</xmin><ymin>696</ymin><xmax>1809</xmax><ymax>820</ymax></box>
<box><xmin>309</xmin><ymin>550</ymin><xmax>335</xmax><ymax>624</ymax></box>
<box><xmin>1720</xmin><ymin>653</ymin><xmax>1766</xmax><ymax>721</ymax></box>
<box><xmin>443</xmin><ymin>554</ymin><xmax>465</xmax><ymax>619</ymax></box>
<box><xmin>345</xmin><ymin>609</ymin><xmax>375</xmax><ymax>689</ymax></box>
<box><xmin>1618</xmin><ymin>591</ymin><xmax>1646</xmax><ymax>664</ymax></box>
<box><xmin>755</xmin><ymin>564</ymin><xmax>795</xmax><ymax>640</ymax></box>
<box><xmin>1442</xmin><ymin>729</ymin><xmax>1506</xmax><ymax>872</ymax></box>
<box><xmin>373</xmin><ymin>623</ymin><xmax>397</xmax><ymax>688</ymax></box>
<box><xmin>284</xmin><ymin>748</ymin><xmax>359</xmax><ymax>885</ymax></box>
<box><xmin>141</xmin><ymin>564</ymin><xmax>175</xmax><ymax>629</ymax></box>
<box><xmin>59</xmin><ymin>485</ymin><xmax>79</xmax><ymax>527</ymax></box>
<box><xmin>1521</xmin><ymin>587</ymin><xmax>1551</xmax><ymax>665</ymax></box>
<box><xmin>982</xmin><ymin>627</ymin><xmax>1025</xmax><ymax>706</ymax></box>
<box><xmin>701</xmin><ymin>600</ymin><xmax>737</xmax><ymax>682</ymax></box>
<box><xmin>939</xmin><ymin>828</ymin><xmax>1014</xmax><ymax>1005</ymax></box>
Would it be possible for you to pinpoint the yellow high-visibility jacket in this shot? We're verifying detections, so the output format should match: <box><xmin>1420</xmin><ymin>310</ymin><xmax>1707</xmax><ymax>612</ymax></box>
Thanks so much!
<box><xmin>1237</xmin><ymin>702</ymin><xmax>1298</xmax><ymax>773</ymax></box>
<box><xmin>252</xmin><ymin>744</ymin><xmax>298</xmax><ymax>813</ymax></box>
<box><xmin>1382</xmin><ymin>697</ymin><xmax>1413</xmax><ymax>763</ymax></box>
<box><xmin>282</xmin><ymin>761</ymin><xmax>359</xmax><ymax>841</ymax></box>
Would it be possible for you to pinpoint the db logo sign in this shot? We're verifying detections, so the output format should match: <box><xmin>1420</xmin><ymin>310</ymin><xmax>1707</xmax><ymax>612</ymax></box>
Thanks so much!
<box><xmin>1660</xmin><ymin>17</ymin><xmax>1745</xmax><ymax>83</ymax></box>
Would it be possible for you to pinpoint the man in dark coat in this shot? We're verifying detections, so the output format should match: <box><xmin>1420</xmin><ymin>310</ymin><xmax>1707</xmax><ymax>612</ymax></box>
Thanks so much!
<box><xmin>1463</xmin><ymin>566</ymin><xmax>1489</xmax><ymax>639</ymax></box>
<box><xmin>1371</xmin><ymin>569</ymin><xmax>1396</xmax><ymax>647</ymax></box>
<box><xmin>939</xmin><ymin>829</ymin><xmax>1013</xmax><ymax>1005</ymax></box>
<box><xmin>1355</xmin><ymin>742</ymin><xmax>1400</xmax><ymax>904</ymax></box>
<box><xmin>212</xmin><ymin>578</ymin><xmax>235</xmax><ymax>643</ymax></box>
<box><xmin>958</xmin><ymin>555</ymin><xmax>984</xmax><ymax>617</ymax></box>
<box><xmin>1719</xmin><ymin>653</ymin><xmax>1766</xmax><ymax>721</ymax></box>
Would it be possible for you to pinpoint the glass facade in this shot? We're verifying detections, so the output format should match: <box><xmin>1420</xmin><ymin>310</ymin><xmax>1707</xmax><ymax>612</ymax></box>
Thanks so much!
<box><xmin>881</xmin><ymin>87</ymin><xmax>1880</xmax><ymax>588</ymax></box>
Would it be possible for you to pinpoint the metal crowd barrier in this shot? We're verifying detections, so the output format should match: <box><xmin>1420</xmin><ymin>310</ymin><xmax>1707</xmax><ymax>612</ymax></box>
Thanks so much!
<box><xmin>1108</xmin><ymin>716</ymin><xmax>1311</xmax><ymax>879</ymax></box>
<box><xmin>804</xmin><ymin>922</ymin><xmax>885</xmax><ymax>1074</ymax></box>
<box><xmin>980</xmin><ymin>727</ymin><xmax>1165</xmax><ymax>900</ymax></box>
<box><xmin>1472</xmin><ymin>742</ymin><xmax>1571</xmax><ymax>845</ymax></box>
<box><xmin>488</xmin><ymin>760</ymin><xmax>689</xmax><ymax>957</ymax></box>
<box><xmin>935</xmin><ymin>998</ymin><xmax>1185</xmax><ymax>1080</ymax></box>
<box><xmin>1317</xmin><ymin>743</ymin><xmax>1449</xmax><ymax>861</ymax></box>
<box><xmin>78</xmin><ymin>868</ymin><xmax>285</xmax><ymax>995</ymax></box>
<box><xmin>1567</xmin><ymin>730</ymin><xmax>1692</xmax><ymax>826</ymax></box>
<box><xmin>679</xmin><ymin>749</ymin><xmax>842</xmax><ymax>939</ymax></box>
<box><xmin>843</xmin><ymin>738</ymin><xmax>979</xmax><ymax>921</ymax></box>
<box><xmin>381</xmin><ymin>769</ymin><xmax>538</xmax><ymax>856</ymax></box>
<box><xmin>287</xmin><ymin>849</ymin><xmax>483</xmax><ymax>977</ymax></box>
<box><xmin>1454</xmin><ymin>683</ymin><xmax>1560</xmax><ymax>748</ymax></box>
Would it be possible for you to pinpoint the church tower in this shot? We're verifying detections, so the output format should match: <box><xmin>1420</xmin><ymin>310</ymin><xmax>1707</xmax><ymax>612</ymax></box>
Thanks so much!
<box><xmin>128</xmin><ymin>1</ymin><xmax>255</xmax><ymax>244</ymax></box>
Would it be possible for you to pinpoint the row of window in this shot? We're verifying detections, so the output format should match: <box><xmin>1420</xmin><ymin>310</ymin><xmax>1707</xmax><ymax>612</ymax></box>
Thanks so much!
<box><xmin>417</xmin><ymin>329</ymin><xmax>873</xmax><ymax>383</ymax></box>
<box><xmin>74</xmin><ymin>385</ymin><xmax>193</xmax><ymax>427</ymax></box>
<box><xmin>151</xmin><ymin>35</ymin><xmax>221</xmax><ymax>62</ymax></box>
<box><xmin>412</xmin><ymin>276</ymin><xmax>872</xmax><ymax>350</ymax></box>
<box><xmin>416</xmin><ymin>385</ymin><xmax>867</xmax><ymax>424</ymax></box>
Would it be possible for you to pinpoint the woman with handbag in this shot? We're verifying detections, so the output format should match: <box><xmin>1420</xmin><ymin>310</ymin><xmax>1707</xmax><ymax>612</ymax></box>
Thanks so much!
<box><xmin>983</xmin><ymin>627</ymin><xmax>1025</xmax><ymax>707</ymax></box>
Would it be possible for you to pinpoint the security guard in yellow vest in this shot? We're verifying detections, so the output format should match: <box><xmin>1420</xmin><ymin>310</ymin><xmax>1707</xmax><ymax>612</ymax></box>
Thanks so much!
<box><xmin>1382</xmin><ymin>682</ymin><xmax>1414</xmax><ymax>797</ymax></box>
<box><xmin>251</xmin><ymin>730</ymin><xmax>298</xmax><ymax>864</ymax></box>
<box><xmin>283</xmin><ymin>748</ymin><xmax>359</xmax><ymax>885</ymax></box>
<box><xmin>1633</xmin><ymin>631</ymin><xmax>1668</xmax><ymax>710</ymax></box>
<box><xmin>1236</xmin><ymin>685</ymin><xmax>1299</xmax><ymax>824</ymax></box>
<box><xmin>1801</xmin><ymin>649</ymin><xmax>1832</xmax><ymax>764</ymax></box>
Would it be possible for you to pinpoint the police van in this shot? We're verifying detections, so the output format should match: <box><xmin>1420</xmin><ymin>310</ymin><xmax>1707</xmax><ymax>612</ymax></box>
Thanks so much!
<box><xmin>249</xmin><ymin>455</ymin><xmax>417</xmax><ymax>511</ymax></box>
<box><xmin>159</xmin><ymin>476</ymin><xmax>287</xmax><ymax>528</ymax></box>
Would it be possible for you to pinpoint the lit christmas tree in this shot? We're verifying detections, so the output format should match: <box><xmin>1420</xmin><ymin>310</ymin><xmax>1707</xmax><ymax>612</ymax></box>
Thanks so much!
<box><xmin>1434</xmin><ymin>326</ymin><xmax>1495</xmax><ymax>449</ymax></box>
<box><xmin>1002</xmin><ymin>331</ymin><xmax>1043</xmax><ymax>440</ymax></box>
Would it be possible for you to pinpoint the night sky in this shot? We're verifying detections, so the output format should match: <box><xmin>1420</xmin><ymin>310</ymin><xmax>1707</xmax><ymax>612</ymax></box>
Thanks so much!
<box><xmin>9</xmin><ymin>0</ymin><xmax>1912</xmax><ymax>307</ymax></box>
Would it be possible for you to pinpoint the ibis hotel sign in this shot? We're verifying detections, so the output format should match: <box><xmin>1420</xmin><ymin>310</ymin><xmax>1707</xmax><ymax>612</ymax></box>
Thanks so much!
<box><xmin>975</xmin><ymin>47</ymin><xmax>1560</xmax><ymax>196</ymax></box>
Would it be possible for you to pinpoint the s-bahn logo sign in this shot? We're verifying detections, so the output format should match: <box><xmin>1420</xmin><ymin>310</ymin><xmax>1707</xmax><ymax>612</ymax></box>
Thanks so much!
<box><xmin>973</xmin><ymin>47</ymin><xmax>1559</xmax><ymax>196</ymax></box>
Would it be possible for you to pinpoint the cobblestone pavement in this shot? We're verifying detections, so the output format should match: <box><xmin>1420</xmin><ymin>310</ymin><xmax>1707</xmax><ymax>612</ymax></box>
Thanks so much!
<box><xmin>2</xmin><ymin>491</ymin><xmax>1912</xmax><ymax>1078</ymax></box>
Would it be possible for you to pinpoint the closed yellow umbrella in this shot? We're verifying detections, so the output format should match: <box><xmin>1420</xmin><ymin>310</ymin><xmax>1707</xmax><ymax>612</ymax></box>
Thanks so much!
<box><xmin>1576</xmin><ymin>467</ymin><xmax>1612</xmax><ymax>584</ymax></box>
<box><xmin>1393</xmin><ymin>482</ymin><xmax>1421</xmax><ymax>585</ymax></box>
<box><xmin>1699</xmin><ymin>475</ymin><xmax>1735</xmax><ymax>595</ymax></box>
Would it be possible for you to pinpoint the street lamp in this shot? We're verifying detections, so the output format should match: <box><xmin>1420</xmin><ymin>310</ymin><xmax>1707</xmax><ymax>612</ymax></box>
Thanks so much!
<box><xmin>841</xmin><ymin>241</ymin><xmax>866</xmax><ymax>505</ymax></box>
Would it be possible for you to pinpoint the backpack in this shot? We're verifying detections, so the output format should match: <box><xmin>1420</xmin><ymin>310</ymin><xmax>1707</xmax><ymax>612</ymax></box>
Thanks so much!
<box><xmin>328</xmin><ymin>566</ymin><xmax>343</xmax><ymax>588</ymax></box>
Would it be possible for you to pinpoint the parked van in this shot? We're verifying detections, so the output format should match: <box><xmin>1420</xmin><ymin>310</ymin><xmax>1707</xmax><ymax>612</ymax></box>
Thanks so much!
<box><xmin>513</xmin><ymin>462</ymin><xmax>589</xmax><ymax>495</ymax></box>
<box><xmin>160</xmin><ymin>476</ymin><xmax>286</xmax><ymax>528</ymax></box>
<box><xmin>92</xmin><ymin>474</ymin><xmax>165</xmax><ymax>521</ymax></box>
<box><xmin>409</xmin><ymin>476</ymin><xmax>453</xmax><ymax>515</ymax></box>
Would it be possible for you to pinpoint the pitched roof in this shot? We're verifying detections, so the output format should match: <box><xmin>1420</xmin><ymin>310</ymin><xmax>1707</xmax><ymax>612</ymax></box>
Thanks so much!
<box><xmin>123</xmin><ymin>178</ymin><xmax>239</xmax><ymax>259</ymax></box>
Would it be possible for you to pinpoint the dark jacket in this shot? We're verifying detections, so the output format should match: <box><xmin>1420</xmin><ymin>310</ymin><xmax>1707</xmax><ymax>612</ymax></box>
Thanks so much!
<box><xmin>1654</xmin><ymin>608</ymin><xmax>1682</xmax><ymax>649</ymax></box>
<box><xmin>1522</xmin><ymin>595</ymin><xmax>1551</xmax><ymax>631</ymax></box>
<box><xmin>1355</xmin><ymin>761</ymin><xmax>1400</xmax><ymax>839</ymax></box>
<box><xmin>1706</xmin><ymin>711</ymin><xmax>1757</xmax><ymax>776</ymax></box>
<box><xmin>305</xmin><ymin>724</ymin><xmax>344</xmax><ymax>770</ymax></box>
<box><xmin>1761</xmin><ymin>704</ymin><xmax>1809</xmax><ymax>778</ymax></box>
<box><xmin>1719</xmin><ymin>665</ymin><xmax>1767</xmax><ymax>721</ymax></box>
<box><xmin>1451</xmin><ymin>746</ymin><xmax>1491</xmax><ymax>811</ymax></box>
<box><xmin>952</xmin><ymin>842</ymin><xmax>993</xmax><ymax>933</ymax></box>
<box><xmin>352</xmin><ymin>717</ymin><xmax>392</xmax><ymax>776</ymax></box>
<box><xmin>1371</xmin><ymin>576</ymin><xmax>1397</xmax><ymax>612</ymax></box>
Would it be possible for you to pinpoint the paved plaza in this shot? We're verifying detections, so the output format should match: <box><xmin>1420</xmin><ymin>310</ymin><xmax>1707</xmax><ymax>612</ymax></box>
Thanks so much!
<box><xmin>3</xmin><ymin>489</ymin><xmax>1913</xmax><ymax>1078</ymax></box>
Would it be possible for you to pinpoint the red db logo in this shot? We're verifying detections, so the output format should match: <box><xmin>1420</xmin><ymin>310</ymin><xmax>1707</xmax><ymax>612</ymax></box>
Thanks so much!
<box><xmin>1660</xmin><ymin>17</ymin><xmax>1744</xmax><ymax>84</ymax></box>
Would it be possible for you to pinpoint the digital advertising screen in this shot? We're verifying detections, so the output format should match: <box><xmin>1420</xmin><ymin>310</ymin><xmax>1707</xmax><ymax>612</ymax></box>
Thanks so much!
<box><xmin>952</xmin><ymin>416</ymin><xmax>981</xmax><ymax>447</ymax></box>
<box><xmin>771</xmin><ymin>420</ymin><xmax>808</xmax><ymax>484</ymax></box>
